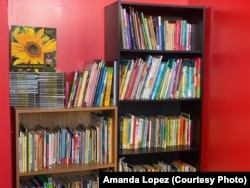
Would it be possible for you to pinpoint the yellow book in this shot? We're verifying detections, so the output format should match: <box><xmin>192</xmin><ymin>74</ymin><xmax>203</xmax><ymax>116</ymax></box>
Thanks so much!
<box><xmin>76</xmin><ymin>70</ymin><xmax>89</xmax><ymax>107</ymax></box>
<box><xmin>121</xmin><ymin>116</ymin><xmax>129</xmax><ymax>149</ymax></box>
<box><xmin>158</xmin><ymin>60</ymin><xmax>171</xmax><ymax>99</ymax></box>
<box><xmin>147</xmin><ymin>15</ymin><xmax>158</xmax><ymax>50</ymax></box>
<box><xmin>103</xmin><ymin>67</ymin><xmax>114</xmax><ymax>106</ymax></box>
<box><xmin>27</xmin><ymin>131</ymin><xmax>32</xmax><ymax>172</ymax></box>
<box><xmin>22</xmin><ymin>132</ymin><xmax>27</xmax><ymax>172</ymax></box>
<box><xmin>107</xmin><ymin>116</ymin><xmax>113</xmax><ymax>163</ymax></box>
<box><xmin>120</xmin><ymin>60</ymin><xmax>134</xmax><ymax>100</ymax></box>
<box><xmin>119</xmin><ymin>62</ymin><xmax>129</xmax><ymax>97</ymax></box>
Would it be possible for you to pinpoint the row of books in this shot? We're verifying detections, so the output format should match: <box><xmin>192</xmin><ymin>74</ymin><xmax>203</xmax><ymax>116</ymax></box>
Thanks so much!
<box><xmin>18</xmin><ymin>112</ymin><xmax>113</xmax><ymax>173</ymax></box>
<box><xmin>118</xmin><ymin>158</ymin><xmax>196</xmax><ymax>172</ymax></box>
<box><xmin>20</xmin><ymin>172</ymin><xmax>99</xmax><ymax>188</ymax></box>
<box><xmin>10</xmin><ymin>72</ymin><xmax>66</xmax><ymax>107</ymax></box>
<box><xmin>67</xmin><ymin>60</ymin><xmax>114</xmax><ymax>108</ymax></box>
<box><xmin>119</xmin><ymin>55</ymin><xmax>201</xmax><ymax>100</ymax></box>
<box><xmin>120</xmin><ymin>6</ymin><xmax>196</xmax><ymax>51</ymax></box>
<box><xmin>120</xmin><ymin>112</ymin><xmax>192</xmax><ymax>150</ymax></box>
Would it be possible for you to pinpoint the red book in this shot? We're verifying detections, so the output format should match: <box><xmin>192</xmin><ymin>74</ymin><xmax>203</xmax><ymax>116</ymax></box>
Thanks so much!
<box><xmin>174</xmin><ymin>19</ymin><xmax>181</xmax><ymax>50</ymax></box>
<box><xmin>124</xmin><ymin>58</ymin><xmax>141</xmax><ymax>100</ymax></box>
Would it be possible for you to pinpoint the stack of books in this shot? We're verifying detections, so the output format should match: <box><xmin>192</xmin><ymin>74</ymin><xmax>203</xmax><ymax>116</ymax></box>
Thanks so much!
<box><xmin>10</xmin><ymin>72</ymin><xmax>39</xmax><ymax>107</ymax></box>
<box><xmin>10</xmin><ymin>72</ymin><xmax>66</xmax><ymax>107</ymax></box>
<box><xmin>38</xmin><ymin>72</ymin><xmax>66</xmax><ymax>107</ymax></box>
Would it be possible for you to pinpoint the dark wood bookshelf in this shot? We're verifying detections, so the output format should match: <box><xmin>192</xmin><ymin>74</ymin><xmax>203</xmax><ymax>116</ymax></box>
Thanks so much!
<box><xmin>105</xmin><ymin>0</ymin><xmax>205</xmax><ymax>172</ymax></box>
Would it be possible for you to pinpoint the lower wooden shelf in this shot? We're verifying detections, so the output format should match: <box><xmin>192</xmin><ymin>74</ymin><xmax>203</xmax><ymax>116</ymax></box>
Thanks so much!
<box><xmin>17</xmin><ymin>162</ymin><xmax>117</xmax><ymax>177</ymax></box>
<box><xmin>13</xmin><ymin>106</ymin><xmax>118</xmax><ymax>187</ymax></box>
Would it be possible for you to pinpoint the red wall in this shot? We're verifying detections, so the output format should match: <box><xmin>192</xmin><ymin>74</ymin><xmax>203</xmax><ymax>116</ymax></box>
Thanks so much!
<box><xmin>2</xmin><ymin>0</ymin><xmax>250</xmax><ymax>186</ymax></box>
<box><xmin>0</xmin><ymin>0</ymin><xmax>12</xmax><ymax>187</ymax></box>
<box><xmin>8</xmin><ymin>0</ymin><xmax>187</xmax><ymax>78</ymax></box>
<box><xmin>192</xmin><ymin>0</ymin><xmax>250</xmax><ymax>171</ymax></box>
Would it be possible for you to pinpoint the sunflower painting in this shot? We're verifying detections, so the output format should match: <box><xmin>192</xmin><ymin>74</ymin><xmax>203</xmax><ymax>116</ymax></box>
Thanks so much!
<box><xmin>11</xmin><ymin>25</ymin><xmax>57</xmax><ymax>72</ymax></box>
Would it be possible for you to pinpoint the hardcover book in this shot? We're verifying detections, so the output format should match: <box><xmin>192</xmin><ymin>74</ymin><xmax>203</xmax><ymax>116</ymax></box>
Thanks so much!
<box><xmin>11</xmin><ymin>25</ymin><xmax>56</xmax><ymax>72</ymax></box>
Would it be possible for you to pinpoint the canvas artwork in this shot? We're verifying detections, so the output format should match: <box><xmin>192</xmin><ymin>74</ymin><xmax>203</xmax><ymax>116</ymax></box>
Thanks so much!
<box><xmin>11</xmin><ymin>25</ymin><xmax>57</xmax><ymax>72</ymax></box>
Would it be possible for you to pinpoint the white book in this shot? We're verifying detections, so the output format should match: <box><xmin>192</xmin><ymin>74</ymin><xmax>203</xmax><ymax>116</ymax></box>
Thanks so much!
<box><xmin>140</xmin><ymin>55</ymin><xmax>162</xmax><ymax>99</ymax></box>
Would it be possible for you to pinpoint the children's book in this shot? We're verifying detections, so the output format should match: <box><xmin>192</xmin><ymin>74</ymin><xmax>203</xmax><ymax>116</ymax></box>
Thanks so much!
<box><xmin>11</xmin><ymin>25</ymin><xmax>56</xmax><ymax>72</ymax></box>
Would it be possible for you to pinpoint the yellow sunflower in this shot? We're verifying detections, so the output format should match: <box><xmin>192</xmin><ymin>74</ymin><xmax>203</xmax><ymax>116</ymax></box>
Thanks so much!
<box><xmin>11</xmin><ymin>26</ymin><xmax>56</xmax><ymax>67</ymax></box>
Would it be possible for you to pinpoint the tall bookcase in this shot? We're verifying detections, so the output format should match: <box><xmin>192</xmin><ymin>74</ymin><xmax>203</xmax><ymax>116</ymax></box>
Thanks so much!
<box><xmin>14</xmin><ymin>106</ymin><xmax>117</xmax><ymax>187</ymax></box>
<box><xmin>105</xmin><ymin>1</ymin><xmax>205</xmax><ymax>171</ymax></box>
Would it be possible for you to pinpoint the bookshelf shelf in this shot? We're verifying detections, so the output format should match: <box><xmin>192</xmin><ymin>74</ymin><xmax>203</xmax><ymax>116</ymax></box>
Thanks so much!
<box><xmin>105</xmin><ymin>1</ymin><xmax>205</xmax><ymax>172</ymax></box>
<box><xmin>14</xmin><ymin>106</ymin><xmax>118</xmax><ymax>187</ymax></box>
<box><xmin>119</xmin><ymin>145</ymin><xmax>200</xmax><ymax>156</ymax></box>
<box><xmin>17</xmin><ymin>162</ymin><xmax>116</xmax><ymax>177</ymax></box>
<box><xmin>120</xmin><ymin>49</ymin><xmax>203</xmax><ymax>54</ymax></box>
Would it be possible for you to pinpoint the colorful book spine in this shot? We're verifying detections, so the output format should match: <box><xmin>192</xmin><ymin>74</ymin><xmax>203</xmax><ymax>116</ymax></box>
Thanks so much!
<box><xmin>120</xmin><ymin>60</ymin><xmax>134</xmax><ymax>100</ymax></box>
<box><xmin>103</xmin><ymin>67</ymin><xmax>114</xmax><ymax>106</ymax></box>
<box><xmin>150</xmin><ymin>62</ymin><xmax>167</xmax><ymax>100</ymax></box>
<box><xmin>124</xmin><ymin>59</ymin><xmax>140</xmax><ymax>100</ymax></box>
<box><xmin>67</xmin><ymin>70</ymin><xmax>78</xmax><ymax>108</ymax></box>
<box><xmin>93</xmin><ymin>64</ymin><xmax>106</xmax><ymax>106</ymax></box>
<box><xmin>98</xmin><ymin>70</ymin><xmax>108</xmax><ymax>107</ymax></box>
<box><xmin>113</xmin><ymin>61</ymin><xmax>118</xmax><ymax>106</ymax></box>
<box><xmin>76</xmin><ymin>70</ymin><xmax>89</xmax><ymax>107</ymax></box>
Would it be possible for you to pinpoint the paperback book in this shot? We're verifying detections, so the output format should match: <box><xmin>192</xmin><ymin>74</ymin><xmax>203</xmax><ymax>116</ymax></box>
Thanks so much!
<box><xmin>11</xmin><ymin>25</ymin><xmax>57</xmax><ymax>72</ymax></box>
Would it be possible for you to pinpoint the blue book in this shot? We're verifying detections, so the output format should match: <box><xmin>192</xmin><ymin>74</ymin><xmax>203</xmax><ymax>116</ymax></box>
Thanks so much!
<box><xmin>93</xmin><ymin>62</ymin><xmax>106</xmax><ymax>106</ymax></box>
<box><xmin>96</xmin><ymin>66</ymin><xmax>107</xmax><ymax>106</ymax></box>
<box><xmin>128</xmin><ymin>11</ymin><xmax>136</xmax><ymax>49</ymax></box>
<box><xmin>150</xmin><ymin>62</ymin><xmax>163</xmax><ymax>99</ymax></box>
<box><xmin>77</xmin><ymin>123</ymin><xmax>86</xmax><ymax>164</ymax></box>
<box><xmin>150</xmin><ymin>62</ymin><xmax>167</xmax><ymax>100</ymax></box>
<box><xmin>59</xmin><ymin>127</ymin><xmax>67</xmax><ymax>164</ymax></box>
<box><xmin>153</xmin><ymin>16</ymin><xmax>163</xmax><ymax>50</ymax></box>
<box><xmin>187</xmin><ymin>59</ymin><xmax>195</xmax><ymax>98</ymax></box>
